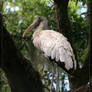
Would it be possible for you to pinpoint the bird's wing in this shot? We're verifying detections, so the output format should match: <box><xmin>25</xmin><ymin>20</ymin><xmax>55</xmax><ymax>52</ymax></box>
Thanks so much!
<box><xmin>33</xmin><ymin>30</ymin><xmax>76</xmax><ymax>71</ymax></box>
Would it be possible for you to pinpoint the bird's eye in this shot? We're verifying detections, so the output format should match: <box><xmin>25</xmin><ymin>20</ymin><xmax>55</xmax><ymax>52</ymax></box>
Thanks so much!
<box><xmin>38</xmin><ymin>17</ymin><xmax>42</xmax><ymax>22</ymax></box>
<box><xmin>38</xmin><ymin>17</ymin><xmax>41</xmax><ymax>20</ymax></box>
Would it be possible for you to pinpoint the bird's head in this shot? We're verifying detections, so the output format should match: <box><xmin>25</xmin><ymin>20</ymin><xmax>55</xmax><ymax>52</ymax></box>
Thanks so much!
<box><xmin>22</xmin><ymin>16</ymin><xmax>47</xmax><ymax>38</ymax></box>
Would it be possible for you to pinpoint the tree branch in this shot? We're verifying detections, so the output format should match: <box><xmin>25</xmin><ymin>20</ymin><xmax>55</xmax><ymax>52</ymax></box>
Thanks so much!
<box><xmin>0</xmin><ymin>13</ymin><xmax>43</xmax><ymax>92</ymax></box>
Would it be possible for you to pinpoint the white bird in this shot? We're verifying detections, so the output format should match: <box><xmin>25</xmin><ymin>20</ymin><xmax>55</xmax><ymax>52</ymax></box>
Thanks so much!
<box><xmin>22</xmin><ymin>16</ymin><xmax>77</xmax><ymax>74</ymax></box>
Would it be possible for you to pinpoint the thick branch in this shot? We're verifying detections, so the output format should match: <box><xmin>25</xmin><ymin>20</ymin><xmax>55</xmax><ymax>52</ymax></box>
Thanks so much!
<box><xmin>87</xmin><ymin>0</ymin><xmax>92</xmax><ymax>77</ymax></box>
<box><xmin>0</xmin><ymin>13</ymin><xmax>43</xmax><ymax>92</ymax></box>
<box><xmin>54</xmin><ymin>0</ymin><xmax>71</xmax><ymax>39</ymax></box>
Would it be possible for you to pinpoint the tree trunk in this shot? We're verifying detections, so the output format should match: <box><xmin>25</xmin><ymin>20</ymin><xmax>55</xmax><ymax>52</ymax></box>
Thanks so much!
<box><xmin>87</xmin><ymin>0</ymin><xmax>92</xmax><ymax>91</ymax></box>
<box><xmin>0</xmin><ymin>13</ymin><xmax>43</xmax><ymax>92</ymax></box>
<box><xmin>54</xmin><ymin>0</ymin><xmax>90</xmax><ymax>91</ymax></box>
<box><xmin>88</xmin><ymin>0</ymin><xmax>92</xmax><ymax>74</ymax></box>
<box><xmin>54</xmin><ymin>0</ymin><xmax>72</xmax><ymax>40</ymax></box>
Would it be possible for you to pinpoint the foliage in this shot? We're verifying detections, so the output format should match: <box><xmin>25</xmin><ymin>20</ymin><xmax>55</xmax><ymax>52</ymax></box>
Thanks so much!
<box><xmin>69</xmin><ymin>1</ymin><xmax>88</xmax><ymax>66</ymax></box>
<box><xmin>0</xmin><ymin>0</ymin><xmax>88</xmax><ymax>92</ymax></box>
<box><xmin>0</xmin><ymin>70</ymin><xmax>11</xmax><ymax>92</ymax></box>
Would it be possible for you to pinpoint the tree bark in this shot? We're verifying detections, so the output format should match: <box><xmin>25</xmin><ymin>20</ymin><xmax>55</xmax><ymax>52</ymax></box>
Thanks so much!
<box><xmin>0</xmin><ymin>13</ymin><xmax>43</xmax><ymax>92</ymax></box>
<box><xmin>87</xmin><ymin>0</ymin><xmax>92</xmax><ymax>77</ymax></box>
<box><xmin>54</xmin><ymin>0</ymin><xmax>72</xmax><ymax>40</ymax></box>
<box><xmin>53</xmin><ymin>0</ymin><xmax>90</xmax><ymax>91</ymax></box>
<box><xmin>87</xmin><ymin>0</ymin><xmax>92</xmax><ymax>91</ymax></box>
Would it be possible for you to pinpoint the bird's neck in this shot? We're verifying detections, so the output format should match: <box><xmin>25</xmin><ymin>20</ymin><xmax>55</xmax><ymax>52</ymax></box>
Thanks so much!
<box><xmin>33</xmin><ymin>20</ymin><xmax>48</xmax><ymax>39</ymax></box>
<box><xmin>36</xmin><ymin>20</ymin><xmax>48</xmax><ymax>31</ymax></box>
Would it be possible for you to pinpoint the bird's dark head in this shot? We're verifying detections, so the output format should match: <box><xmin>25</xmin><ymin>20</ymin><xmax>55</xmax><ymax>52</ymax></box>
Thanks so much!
<box><xmin>34</xmin><ymin>16</ymin><xmax>47</xmax><ymax>26</ymax></box>
<box><xmin>32</xmin><ymin>17</ymin><xmax>43</xmax><ymax>26</ymax></box>
<box><xmin>38</xmin><ymin>16</ymin><xmax>47</xmax><ymax>21</ymax></box>
<box><xmin>22</xmin><ymin>16</ymin><xmax>47</xmax><ymax>38</ymax></box>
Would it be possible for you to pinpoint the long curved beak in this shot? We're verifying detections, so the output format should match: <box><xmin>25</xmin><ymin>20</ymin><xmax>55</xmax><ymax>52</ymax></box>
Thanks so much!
<box><xmin>22</xmin><ymin>18</ymin><xmax>41</xmax><ymax>38</ymax></box>
<box><xmin>22</xmin><ymin>24</ymin><xmax>34</xmax><ymax>38</ymax></box>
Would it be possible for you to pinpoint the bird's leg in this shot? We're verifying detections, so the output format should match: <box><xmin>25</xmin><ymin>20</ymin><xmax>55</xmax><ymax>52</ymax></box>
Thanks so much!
<box><xmin>50</xmin><ymin>61</ymin><xmax>55</xmax><ymax>92</ymax></box>
<box><xmin>56</xmin><ymin>64</ymin><xmax>59</xmax><ymax>92</ymax></box>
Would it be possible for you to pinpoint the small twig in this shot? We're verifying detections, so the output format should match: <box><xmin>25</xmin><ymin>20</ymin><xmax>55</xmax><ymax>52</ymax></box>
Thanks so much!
<box><xmin>61</xmin><ymin>74</ymin><xmax>65</xmax><ymax>92</ymax></box>
<box><xmin>56</xmin><ymin>65</ymin><xmax>59</xmax><ymax>92</ymax></box>
<box><xmin>50</xmin><ymin>63</ymin><xmax>55</xmax><ymax>92</ymax></box>
<box><xmin>44</xmin><ymin>85</ymin><xmax>50</xmax><ymax>92</ymax></box>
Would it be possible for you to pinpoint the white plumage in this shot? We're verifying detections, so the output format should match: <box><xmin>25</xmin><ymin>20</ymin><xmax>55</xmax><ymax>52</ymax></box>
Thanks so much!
<box><xmin>22</xmin><ymin>16</ymin><xmax>77</xmax><ymax>73</ymax></box>
<box><xmin>33</xmin><ymin>30</ymin><xmax>76</xmax><ymax>70</ymax></box>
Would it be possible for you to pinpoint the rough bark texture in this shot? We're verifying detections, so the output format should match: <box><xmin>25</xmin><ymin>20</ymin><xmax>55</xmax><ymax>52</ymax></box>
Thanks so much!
<box><xmin>0</xmin><ymin>13</ymin><xmax>43</xmax><ymax>92</ymax></box>
<box><xmin>87</xmin><ymin>0</ymin><xmax>92</xmax><ymax>77</ymax></box>
<box><xmin>87</xmin><ymin>1</ymin><xmax>92</xmax><ymax>91</ymax></box>
<box><xmin>54</xmin><ymin>0</ymin><xmax>90</xmax><ymax>91</ymax></box>
<box><xmin>54</xmin><ymin>0</ymin><xmax>72</xmax><ymax>40</ymax></box>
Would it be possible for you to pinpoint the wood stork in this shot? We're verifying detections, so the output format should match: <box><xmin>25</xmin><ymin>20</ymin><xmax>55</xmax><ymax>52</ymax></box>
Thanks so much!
<box><xmin>22</xmin><ymin>16</ymin><xmax>77</xmax><ymax>74</ymax></box>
